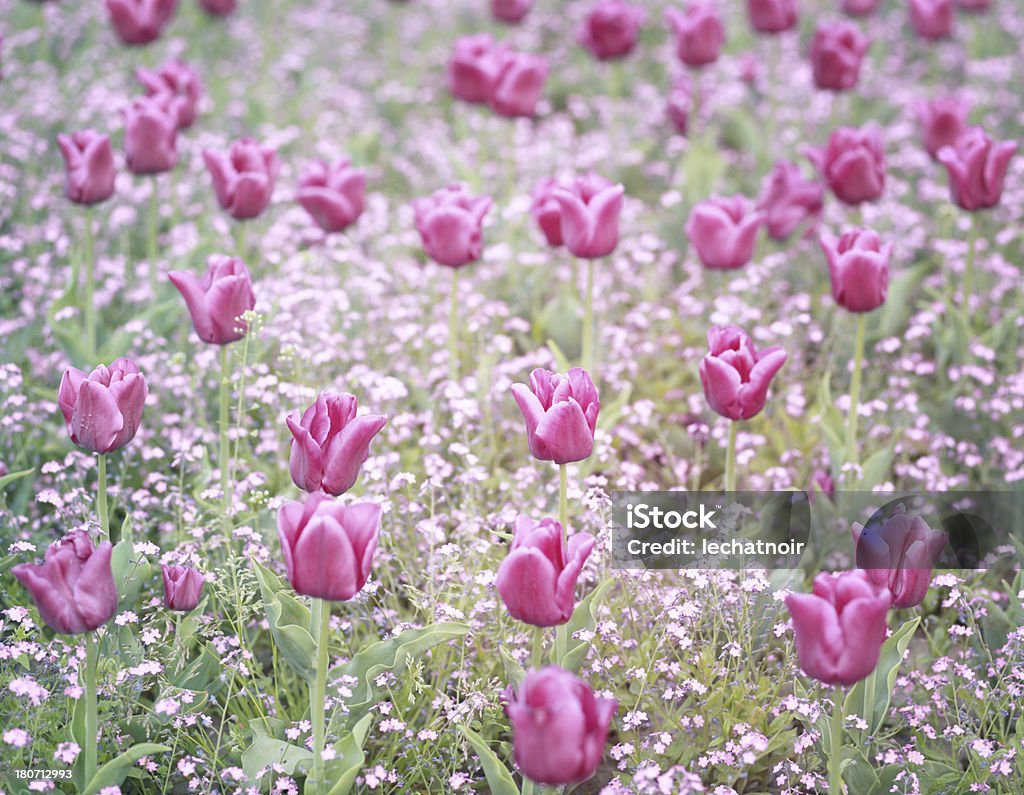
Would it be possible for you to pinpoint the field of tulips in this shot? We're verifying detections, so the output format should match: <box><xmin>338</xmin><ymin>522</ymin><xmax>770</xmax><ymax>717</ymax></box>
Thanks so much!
<box><xmin>2</xmin><ymin>0</ymin><xmax>1023</xmax><ymax>792</ymax></box>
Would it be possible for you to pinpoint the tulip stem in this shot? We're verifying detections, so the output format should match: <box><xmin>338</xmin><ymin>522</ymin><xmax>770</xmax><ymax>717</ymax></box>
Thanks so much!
<box><xmin>844</xmin><ymin>313</ymin><xmax>867</xmax><ymax>473</ymax></box>
<box><xmin>522</xmin><ymin>778</ymin><xmax>537</xmax><ymax>795</ymax></box>
<box><xmin>234</xmin><ymin>222</ymin><xmax>248</xmax><ymax>262</ymax></box>
<box><xmin>310</xmin><ymin>598</ymin><xmax>331</xmax><ymax>795</ymax></box>
<box><xmin>556</xmin><ymin>463</ymin><xmax>569</xmax><ymax>666</ymax></box>
<box><xmin>448</xmin><ymin>269</ymin><xmax>460</xmax><ymax>382</ymax></box>
<box><xmin>96</xmin><ymin>453</ymin><xmax>108</xmax><ymax>542</ymax></box>
<box><xmin>581</xmin><ymin>259</ymin><xmax>595</xmax><ymax>375</ymax></box>
<box><xmin>83</xmin><ymin>632</ymin><xmax>99</xmax><ymax>787</ymax></box>
<box><xmin>828</xmin><ymin>689</ymin><xmax>845</xmax><ymax>795</ymax></box>
<box><xmin>219</xmin><ymin>346</ymin><xmax>232</xmax><ymax>542</ymax></box>
<box><xmin>724</xmin><ymin>421</ymin><xmax>737</xmax><ymax>493</ymax></box>
<box><xmin>531</xmin><ymin>626</ymin><xmax>545</xmax><ymax>668</ymax></box>
<box><xmin>83</xmin><ymin>209</ymin><xmax>97</xmax><ymax>358</ymax></box>
<box><xmin>961</xmin><ymin>213</ymin><xmax>978</xmax><ymax>330</ymax></box>
<box><xmin>148</xmin><ymin>185</ymin><xmax>159</xmax><ymax>297</ymax></box>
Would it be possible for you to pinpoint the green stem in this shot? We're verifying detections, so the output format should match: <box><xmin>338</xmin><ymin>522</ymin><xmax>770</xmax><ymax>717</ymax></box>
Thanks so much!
<box><xmin>861</xmin><ymin>668</ymin><xmax>875</xmax><ymax>737</ymax></box>
<box><xmin>96</xmin><ymin>453</ymin><xmax>108</xmax><ymax>542</ymax></box>
<box><xmin>724</xmin><ymin>421</ymin><xmax>737</xmax><ymax>492</ymax></box>
<box><xmin>555</xmin><ymin>463</ymin><xmax>569</xmax><ymax>666</ymax></box>
<box><xmin>83</xmin><ymin>210</ymin><xmax>96</xmax><ymax>357</ymax></box>
<box><xmin>448</xmin><ymin>269</ymin><xmax>460</xmax><ymax>382</ymax></box>
<box><xmin>828</xmin><ymin>688</ymin><xmax>845</xmax><ymax>795</ymax></box>
<box><xmin>845</xmin><ymin>313</ymin><xmax>867</xmax><ymax>470</ymax></box>
<box><xmin>581</xmin><ymin>259</ymin><xmax>595</xmax><ymax>374</ymax></box>
<box><xmin>310</xmin><ymin>599</ymin><xmax>331</xmax><ymax>795</ymax></box>
<box><xmin>234</xmin><ymin>222</ymin><xmax>248</xmax><ymax>262</ymax></box>
<box><xmin>83</xmin><ymin>633</ymin><xmax>98</xmax><ymax>786</ymax></box>
<box><xmin>961</xmin><ymin>213</ymin><xmax>978</xmax><ymax>330</ymax></box>
<box><xmin>691</xmin><ymin>72</ymin><xmax>701</xmax><ymax>135</ymax></box>
<box><xmin>148</xmin><ymin>185</ymin><xmax>159</xmax><ymax>296</ymax></box>
<box><xmin>219</xmin><ymin>346</ymin><xmax>232</xmax><ymax>540</ymax></box>
<box><xmin>522</xmin><ymin>779</ymin><xmax>537</xmax><ymax>795</ymax></box>
<box><xmin>531</xmin><ymin>626</ymin><xmax>545</xmax><ymax>668</ymax></box>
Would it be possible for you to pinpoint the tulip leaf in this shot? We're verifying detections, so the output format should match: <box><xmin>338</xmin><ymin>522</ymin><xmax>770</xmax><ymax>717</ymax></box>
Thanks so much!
<box><xmin>545</xmin><ymin>337</ymin><xmax>573</xmax><ymax>374</ymax></box>
<box><xmin>844</xmin><ymin>617</ymin><xmax>920</xmax><ymax>737</ymax></box>
<box><xmin>500</xmin><ymin>646</ymin><xmax>526</xmax><ymax>689</ymax></box>
<box><xmin>560</xmin><ymin>578</ymin><xmax>615</xmax><ymax>673</ymax></box>
<box><xmin>241</xmin><ymin>717</ymin><xmax>313</xmax><ymax>786</ymax></box>
<box><xmin>111</xmin><ymin>538</ymin><xmax>152</xmax><ymax>609</ymax></box>
<box><xmin>172</xmin><ymin>642</ymin><xmax>223</xmax><ymax>692</ymax></box>
<box><xmin>459</xmin><ymin>725</ymin><xmax>520</xmax><ymax>795</ymax></box>
<box><xmin>855</xmin><ymin>445</ymin><xmax>894</xmax><ymax>492</ymax></box>
<box><xmin>253</xmin><ymin>562</ymin><xmax>316</xmax><ymax>682</ymax></box>
<box><xmin>81</xmin><ymin>742</ymin><xmax>170</xmax><ymax>795</ymax></box>
<box><xmin>329</xmin><ymin>622</ymin><xmax>471</xmax><ymax>731</ymax></box>
<box><xmin>325</xmin><ymin>713</ymin><xmax>374</xmax><ymax>795</ymax></box>
<box><xmin>0</xmin><ymin>467</ymin><xmax>34</xmax><ymax>490</ymax></box>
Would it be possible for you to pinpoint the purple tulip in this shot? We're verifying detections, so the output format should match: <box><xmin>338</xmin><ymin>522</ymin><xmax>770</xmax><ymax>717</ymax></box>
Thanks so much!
<box><xmin>756</xmin><ymin>161</ymin><xmax>823</xmax><ymax>242</ymax></box>
<box><xmin>123</xmin><ymin>95</ymin><xmax>179</xmax><ymax>175</ymax></box>
<box><xmin>917</xmin><ymin>96</ymin><xmax>970</xmax><ymax>161</ymax></box>
<box><xmin>909</xmin><ymin>0</ymin><xmax>954</xmax><ymax>40</ymax></box>
<box><xmin>496</xmin><ymin>516</ymin><xmax>595</xmax><ymax>627</ymax></box>
<box><xmin>699</xmin><ymin>325</ymin><xmax>786</xmax><ymax>421</ymax></box>
<box><xmin>162</xmin><ymin>565</ymin><xmax>205</xmax><ymax>612</ymax></box>
<box><xmin>57</xmin><ymin>131</ymin><xmax>117</xmax><ymax>205</ymax></box>
<box><xmin>666</xmin><ymin>78</ymin><xmax>691</xmax><ymax>135</ymax></box>
<box><xmin>296</xmin><ymin>158</ymin><xmax>367</xmax><ymax>234</ymax></box>
<box><xmin>808</xmin><ymin>124</ymin><xmax>886</xmax><ymax>206</ymax></box>
<box><xmin>747</xmin><ymin>0</ymin><xmax>798</xmax><ymax>34</ymax></box>
<box><xmin>168</xmin><ymin>256</ymin><xmax>256</xmax><ymax>345</ymax></box>
<box><xmin>277</xmin><ymin>492</ymin><xmax>381</xmax><ymax>601</ymax></box>
<box><xmin>530</xmin><ymin>179</ymin><xmax>565</xmax><ymax>247</ymax></box>
<box><xmin>578</xmin><ymin>0</ymin><xmax>646</xmax><ymax>61</ymax></box>
<box><xmin>820</xmin><ymin>228</ymin><xmax>891</xmax><ymax>313</ymax></box>
<box><xmin>511</xmin><ymin>368</ymin><xmax>600</xmax><ymax>465</ymax></box>
<box><xmin>58</xmin><ymin>358</ymin><xmax>148</xmax><ymax>455</ymax></box>
<box><xmin>665</xmin><ymin>2</ymin><xmax>725</xmax><ymax>68</ymax></box>
<box><xmin>553</xmin><ymin>174</ymin><xmax>625</xmax><ymax>259</ymax></box>
<box><xmin>809</xmin><ymin>21</ymin><xmax>870</xmax><ymax>92</ymax></box>
<box><xmin>447</xmin><ymin>34</ymin><xmax>507</xmax><ymax>104</ymax></box>
<box><xmin>686</xmin><ymin>196</ymin><xmax>763</xmax><ymax>270</ymax></box>
<box><xmin>413</xmin><ymin>185</ymin><xmax>492</xmax><ymax>268</ymax></box>
<box><xmin>937</xmin><ymin>127</ymin><xmax>1017</xmax><ymax>211</ymax></box>
<box><xmin>203</xmin><ymin>139</ymin><xmax>279</xmax><ymax>220</ymax></box>
<box><xmin>136</xmin><ymin>59</ymin><xmax>202</xmax><ymax>129</ymax></box>
<box><xmin>106</xmin><ymin>0</ymin><xmax>178</xmax><ymax>45</ymax></box>
<box><xmin>492</xmin><ymin>0</ymin><xmax>532</xmax><ymax>22</ymax></box>
<box><xmin>489</xmin><ymin>51</ymin><xmax>548</xmax><ymax>118</ymax></box>
<box><xmin>12</xmin><ymin>530</ymin><xmax>118</xmax><ymax>635</ymax></box>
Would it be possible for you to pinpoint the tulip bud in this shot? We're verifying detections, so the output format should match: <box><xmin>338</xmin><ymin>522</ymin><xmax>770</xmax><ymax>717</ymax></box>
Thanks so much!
<box><xmin>756</xmin><ymin>161</ymin><xmax>823</xmax><ymax>242</ymax></box>
<box><xmin>553</xmin><ymin>174</ymin><xmax>625</xmax><ymax>259</ymax></box>
<box><xmin>136</xmin><ymin>59</ymin><xmax>202</xmax><ymax>129</ymax></box>
<box><xmin>492</xmin><ymin>0</ymin><xmax>532</xmax><ymax>23</ymax></box>
<box><xmin>296</xmin><ymin>158</ymin><xmax>367</xmax><ymax>233</ymax></box>
<box><xmin>286</xmin><ymin>392</ymin><xmax>387</xmax><ymax>496</ymax></box>
<box><xmin>162</xmin><ymin>565</ymin><xmax>205</xmax><ymax>612</ymax></box>
<box><xmin>57</xmin><ymin>131</ymin><xmax>117</xmax><ymax>205</ymax></box>
<box><xmin>447</xmin><ymin>34</ymin><xmax>507</xmax><ymax>104</ymax></box>
<box><xmin>530</xmin><ymin>179</ymin><xmax>565</xmax><ymax>247</ymax></box>
<box><xmin>489</xmin><ymin>51</ymin><xmax>549</xmax><ymax>118</ymax></box>
<box><xmin>937</xmin><ymin>127</ymin><xmax>1017</xmax><ymax>212</ymax></box>
<box><xmin>747</xmin><ymin>0</ymin><xmax>798</xmax><ymax>34</ymax></box>
<box><xmin>666</xmin><ymin>78</ymin><xmax>691</xmax><ymax>135</ymax></box>
<box><xmin>909</xmin><ymin>0</ymin><xmax>954</xmax><ymax>40</ymax></box>
<box><xmin>58</xmin><ymin>358</ymin><xmax>148</xmax><ymax>455</ymax></box>
<box><xmin>507</xmin><ymin>666</ymin><xmax>616</xmax><ymax>785</ymax></box>
<box><xmin>199</xmin><ymin>0</ymin><xmax>236</xmax><ymax>14</ymax></box>
<box><xmin>578</xmin><ymin>0</ymin><xmax>646</xmax><ymax>61</ymax></box>
<box><xmin>412</xmin><ymin>185</ymin><xmax>492</xmax><ymax>268</ymax></box>
<box><xmin>785</xmin><ymin>570</ymin><xmax>890</xmax><ymax>685</ymax></box>
<box><xmin>810</xmin><ymin>21</ymin><xmax>870</xmax><ymax>92</ymax></box>
<box><xmin>106</xmin><ymin>0</ymin><xmax>178</xmax><ymax>45</ymax></box>
<box><xmin>809</xmin><ymin>124</ymin><xmax>885</xmax><ymax>206</ymax></box>
<box><xmin>852</xmin><ymin>506</ymin><xmax>947</xmax><ymax>609</ymax></box>
<box><xmin>496</xmin><ymin>516</ymin><xmax>595</xmax><ymax>627</ymax></box>
<box><xmin>699</xmin><ymin>325</ymin><xmax>786</xmax><ymax>421</ymax></box>
<box><xmin>123</xmin><ymin>96</ymin><xmax>179</xmax><ymax>175</ymax></box>
<box><xmin>665</xmin><ymin>2</ymin><xmax>725</xmax><ymax>68</ymax></box>
<box><xmin>917</xmin><ymin>96</ymin><xmax>970</xmax><ymax>161</ymax></box>
<box><xmin>685</xmin><ymin>196</ymin><xmax>763</xmax><ymax>270</ymax></box>
<box><xmin>820</xmin><ymin>228</ymin><xmax>891</xmax><ymax>313</ymax></box>
<box><xmin>277</xmin><ymin>493</ymin><xmax>381</xmax><ymax>601</ymax></box>
<box><xmin>203</xmin><ymin>138</ymin><xmax>279</xmax><ymax>220</ymax></box>
<box><xmin>511</xmin><ymin>367</ymin><xmax>600</xmax><ymax>465</ymax></box>
<box><xmin>168</xmin><ymin>256</ymin><xmax>256</xmax><ymax>345</ymax></box>
<box><xmin>12</xmin><ymin>530</ymin><xmax>119</xmax><ymax>635</ymax></box>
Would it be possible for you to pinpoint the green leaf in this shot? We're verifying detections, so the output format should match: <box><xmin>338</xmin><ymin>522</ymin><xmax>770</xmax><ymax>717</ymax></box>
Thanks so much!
<box><xmin>82</xmin><ymin>743</ymin><xmax>170</xmax><ymax>795</ymax></box>
<box><xmin>253</xmin><ymin>562</ymin><xmax>316</xmax><ymax>682</ymax></box>
<box><xmin>459</xmin><ymin>725</ymin><xmax>520</xmax><ymax>795</ymax></box>
<box><xmin>500</xmin><ymin>647</ymin><xmax>526</xmax><ymax>689</ymax></box>
<box><xmin>545</xmin><ymin>337</ymin><xmax>572</xmax><ymax>374</ymax></box>
<box><xmin>325</xmin><ymin>713</ymin><xmax>374</xmax><ymax>795</ymax></box>
<box><xmin>172</xmin><ymin>642</ymin><xmax>222</xmax><ymax>692</ymax></box>
<box><xmin>844</xmin><ymin>617</ymin><xmax>920</xmax><ymax>736</ymax></box>
<box><xmin>560</xmin><ymin>579</ymin><xmax>614</xmax><ymax>673</ymax></box>
<box><xmin>0</xmin><ymin>467</ymin><xmax>34</xmax><ymax>490</ymax></box>
<box><xmin>856</xmin><ymin>446</ymin><xmax>894</xmax><ymax>491</ymax></box>
<box><xmin>110</xmin><ymin>539</ymin><xmax>152</xmax><ymax>609</ymax></box>
<box><xmin>241</xmin><ymin>718</ymin><xmax>312</xmax><ymax>786</ymax></box>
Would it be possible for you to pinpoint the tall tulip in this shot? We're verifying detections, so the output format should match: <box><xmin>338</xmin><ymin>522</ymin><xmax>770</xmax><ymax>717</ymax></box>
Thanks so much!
<box><xmin>489</xmin><ymin>51</ymin><xmax>548</xmax><ymax>118</ymax></box>
<box><xmin>917</xmin><ymin>96</ymin><xmax>970</xmax><ymax>160</ymax></box>
<box><xmin>747</xmin><ymin>0</ymin><xmax>798</xmax><ymax>34</ymax></box>
<box><xmin>685</xmin><ymin>196</ymin><xmax>763</xmax><ymax>270</ymax></box>
<box><xmin>756</xmin><ymin>160</ymin><xmax>823</xmax><ymax>242</ymax></box>
<box><xmin>296</xmin><ymin>158</ymin><xmax>367</xmax><ymax>234</ymax></box>
<box><xmin>136</xmin><ymin>59</ymin><xmax>202</xmax><ymax>129</ymax></box>
<box><xmin>665</xmin><ymin>2</ymin><xmax>724</xmax><ymax>68</ymax></box>
<box><xmin>809</xmin><ymin>21</ymin><xmax>870</xmax><ymax>92</ymax></box>
<box><xmin>530</xmin><ymin>179</ymin><xmax>565</xmax><ymax>247</ymax></box>
<box><xmin>492</xmin><ymin>0</ymin><xmax>531</xmax><ymax>22</ymax></box>
<box><xmin>106</xmin><ymin>0</ymin><xmax>178</xmax><ymax>45</ymax></box>
<box><xmin>578</xmin><ymin>0</ymin><xmax>646</xmax><ymax>61</ymax></box>
<box><xmin>162</xmin><ymin>565</ymin><xmax>205</xmax><ymax>612</ymax></box>
<box><xmin>511</xmin><ymin>367</ymin><xmax>600</xmax><ymax>467</ymax></box>
<box><xmin>447</xmin><ymin>34</ymin><xmax>507</xmax><ymax>104</ymax></box>
<box><xmin>123</xmin><ymin>95</ymin><xmax>178</xmax><ymax>175</ymax></box>
<box><xmin>909</xmin><ymin>0</ymin><xmax>953</xmax><ymax>40</ymax></box>
<box><xmin>809</xmin><ymin>124</ymin><xmax>885</xmax><ymax>206</ymax></box>
<box><xmin>203</xmin><ymin>139</ymin><xmax>279</xmax><ymax>228</ymax></box>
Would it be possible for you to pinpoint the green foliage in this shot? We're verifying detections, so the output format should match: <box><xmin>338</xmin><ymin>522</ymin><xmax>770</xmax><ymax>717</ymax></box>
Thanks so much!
<box><xmin>459</xmin><ymin>725</ymin><xmax>520</xmax><ymax>795</ymax></box>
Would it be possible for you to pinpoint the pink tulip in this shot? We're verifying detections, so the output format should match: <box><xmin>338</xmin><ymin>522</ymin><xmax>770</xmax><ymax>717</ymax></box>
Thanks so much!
<box><xmin>496</xmin><ymin>516</ymin><xmax>595</xmax><ymax>627</ymax></box>
<box><xmin>756</xmin><ymin>161</ymin><xmax>823</xmax><ymax>242</ymax></box>
<box><xmin>686</xmin><ymin>196</ymin><xmax>763</xmax><ymax>270</ymax></box>
<box><xmin>507</xmin><ymin>666</ymin><xmax>616</xmax><ymax>785</ymax></box>
<box><xmin>492</xmin><ymin>0</ymin><xmax>532</xmax><ymax>22</ymax></box>
<box><xmin>412</xmin><ymin>185</ymin><xmax>492</xmax><ymax>268</ymax></box>
<box><xmin>531</xmin><ymin>179</ymin><xmax>565</xmax><ymax>247</ymax></box>
<box><xmin>841</xmin><ymin>0</ymin><xmax>880</xmax><ymax>15</ymax></box>
<box><xmin>937</xmin><ymin>127</ymin><xmax>1017</xmax><ymax>211</ymax></box>
<box><xmin>821</xmin><ymin>228</ymin><xmax>891</xmax><ymax>313</ymax></box>
<box><xmin>57</xmin><ymin>131</ymin><xmax>117</xmax><ymax>205</ymax></box>
<box><xmin>199</xmin><ymin>0</ymin><xmax>236</xmax><ymax>14</ymax></box>
<box><xmin>58</xmin><ymin>358</ymin><xmax>148</xmax><ymax>455</ymax></box>
<box><xmin>168</xmin><ymin>256</ymin><xmax>256</xmax><ymax>345</ymax></box>
<box><xmin>123</xmin><ymin>96</ymin><xmax>178</xmax><ymax>175</ymax></box>
<box><xmin>162</xmin><ymin>565</ymin><xmax>205</xmax><ymax>611</ymax></box>
<box><xmin>956</xmin><ymin>0</ymin><xmax>990</xmax><ymax>11</ymax></box>
<box><xmin>666</xmin><ymin>78</ymin><xmax>691</xmax><ymax>135</ymax></box>
<box><xmin>286</xmin><ymin>392</ymin><xmax>387</xmax><ymax>496</ymax></box>
<box><xmin>810</xmin><ymin>21</ymin><xmax>869</xmax><ymax>91</ymax></box>
<box><xmin>909</xmin><ymin>0</ymin><xmax>953</xmax><ymax>40</ymax></box>
<box><xmin>296</xmin><ymin>158</ymin><xmax>367</xmax><ymax>233</ymax></box>
<box><xmin>852</xmin><ymin>506</ymin><xmax>947</xmax><ymax>609</ymax></box>
<box><xmin>447</xmin><ymin>34</ymin><xmax>507</xmax><ymax>104</ymax></box>
<box><xmin>511</xmin><ymin>367</ymin><xmax>600</xmax><ymax>465</ymax></box>
<box><xmin>747</xmin><ymin>0</ymin><xmax>798</xmax><ymax>34</ymax></box>
<box><xmin>665</xmin><ymin>2</ymin><xmax>725</xmax><ymax>68</ymax></box>
<box><xmin>489</xmin><ymin>51</ymin><xmax>548</xmax><ymax>118</ymax></box>
<box><xmin>700</xmin><ymin>325</ymin><xmax>786</xmax><ymax>421</ymax></box>
<box><xmin>277</xmin><ymin>492</ymin><xmax>381</xmax><ymax>601</ymax></box>
<box><xmin>785</xmin><ymin>570</ymin><xmax>890</xmax><ymax>685</ymax></box>
<box><xmin>106</xmin><ymin>0</ymin><xmax>178</xmax><ymax>44</ymax></box>
<box><xmin>808</xmin><ymin>124</ymin><xmax>885</xmax><ymax>206</ymax></box>
<box><xmin>917</xmin><ymin>96</ymin><xmax>970</xmax><ymax>161</ymax></box>
<box><xmin>553</xmin><ymin>174</ymin><xmax>625</xmax><ymax>259</ymax></box>
<box><xmin>12</xmin><ymin>531</ymin><xmax>119</xmax><ymax>635</ymax></box>
<box><xmin>578</xmin><ymin>0</ymin><xmax>646</xmax><ymax>61</ymax></box>
<box><xmin>203</xmin><ymin>139</ymin><xmax>279</xmax><ymax>220</ymax></box>
<box><xmin>136</xmin><ymin>59</ymin><xmax>202</xmax><ymax>129</ymax></box>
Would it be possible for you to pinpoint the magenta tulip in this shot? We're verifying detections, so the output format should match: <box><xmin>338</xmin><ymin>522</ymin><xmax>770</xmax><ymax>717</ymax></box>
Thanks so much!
<box><xmin>917</xmin><ymin>96</ymin><xmax>970</xmax><ymax>161</ymax></box>
<box><xmin>841</xmin><ymin>0</ymin><xmax>880</xmax><ymax>15</ymax></box>
<box><xmin>809</xmin><ymin>124</ymin><xmax>885</xmax><ymax>205</ymax></box>
<box><xmin>169</xmin><ymin>256</ymin><xmax>256</xmax><ymax>345</ymax></box>
<box><xmin>909</xmin><ymin>0</ymin><xmax>953</xmax><ymax>39</ymax></box>
<box><xmin>106</xmin><ymin>0</ymin><xmax>178</xmax><ymax>44</ymax></box>
<box><xmin>496</xmin><ymin>516</ymin><xmax>595</xmax><ymax>627</ymax></box>
<box><xmin>852</xmin><ymin>506</ymin><xmax>947</xmax><ymax>609</ymax></box>
<box><xmin>447</xmin><ymin>34</ymin><xmax>507</xmax><ymax>104</ymax></box>
<box><xmin>666</xmin><ymin>78</ymin><xmax>691</xmax><ymax>135</ymax></box>
<box><xmin>578</xmin><ymin>0</ymin><xmax>646</xmax><ymax>61</ymax></box>
<box><xmin>162</xmin><ymin>565</ymin><xmax>205</xmax><ymax>612</ymax></box>
<box><xmin>937</xmin><ymin>127</ymin><xmax>1017</xmax><ymax>211</ymax></box>
<box><xmin>286</xmin><ymin>392</ymin><xmax>387</xmax><ymax>496</ymax></box>
<box><xmin>296</xmin><ymin>158</ymin><xmax>367</xmax><ymax>233</ymax></box>
<box><xmin>756</xmin><ymin>161</ymin><xmax>823</xmax><ymax>242</ymax></box>
<box><xmin>12</xmin><ymin>530</ymin><xmax>118</xmax><ymax>635</ymax></box>
<box><xmin>58</xmin><ymin>358</ymin><xmax>148</xmax><ymax>455</ymax></box>
<box><xmin>821</xmin><ymin>228</ymin><xmax>891</xmax><ymax>313</ymax></box>
<box><xmin>700</xmin><ymin>325</ymin><xmax>786</xmax><ymax>421</ymax></box>
<box><xmin>531</xmin><ymin>179</ymin><xmax>565</xmax><ymax>247</ymax></box>
<box><xmin>686</xmin><ymin>196</ymin><xmax>763</xmax><ymax>270</ymax></box>
<box><xmin>785</xmin><ymin>570</ymin><xmax>890</xmax><ymax>685</ymax></box>
<box><xmin>489</xmin><ymin>51</ymin><xmax>548</xmax><ymax>118</ymax></box>
<box><xmin>507</xmin><ymin>666</ymin><xmax>616</xmax><ymax>785</ymax></box>
<box><xmin>413</xmin><ymin>184</ymin><xmax>492</xmax><ymax>268</ymax></box>
<box><xmin>492</xmin><ymin>0</ymin><xmax>532</xmax><ymax>22</ymax></box>
<box><xmin>136</xmin><ymin>59</ymin><xmax>202</xmax><ymax>129</ymax></box>
<box><xmin>199</xmin><ymin>0</ymin><xmax>236</xmax><ymax>14</ymax></box>
<box><xmin>277</xmin><ymin>493</ymin><xmax>381</xmax><ymax>601</ymax></box>
<box><xmin>203</xmin><ymin>139</ymin><xmax>279</xmax><ymax>220</ymax></box>
<box><xmin>810</xmin><ymin>21</ymin><xmax>869</xmax><ymax>92</ymax></box>
<box><xmin>553</xmin><ymin>174</ymin><xmax>625</xmax><ymax>259</ymax></box>
<box><xmin>57</xmin><ymin>131</ymin><xmax>117</xmax><ymax>205</ymax></box>
<box><xmin>123</xmin><ymin>96</ymin><xmax>178</xmax><ymax>175</ymax></box>
<box><xmin>665</xmin><ymin>2</ymin><xmax>724</xmax><ymax>67</ymax></box>
<box><xmin>511</xmin><ymin>367</ymin><xmax>600</xmax><ymax>465</ymax></box>
<box><xmin>747</xmin><ymin>0</ymin><xmax>798</xmax><ymax>33</ymax></box>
